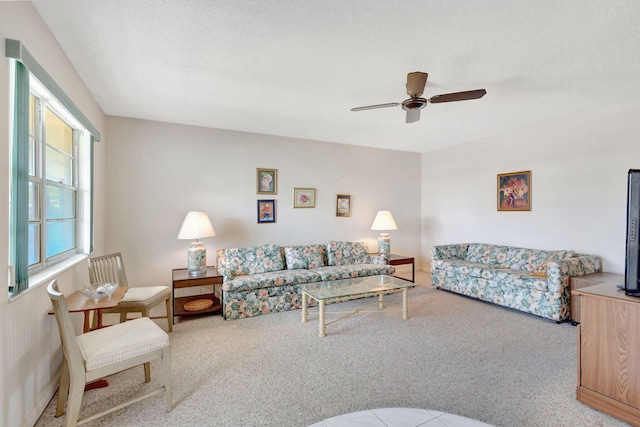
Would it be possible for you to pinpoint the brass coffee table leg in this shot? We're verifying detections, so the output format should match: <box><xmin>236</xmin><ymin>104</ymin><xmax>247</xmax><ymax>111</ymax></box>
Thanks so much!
<box><xmin>318</xmin><ymin>300</ymin><xmax>326</xmax><ymax>337</ymax></box>
<box><xmin>402</xmin><ymin>288</ymin><xmax>409</xmax><ymax>320</ymax></box>
<box><xmin>301</xmin><ymin>292</ymin><xmax>308</xmax><ymax>323</ymax></box>
<box><xmin>379</xmin><ymin>293</ymin><xmax>384</xmax><ymax>309</ymax></box>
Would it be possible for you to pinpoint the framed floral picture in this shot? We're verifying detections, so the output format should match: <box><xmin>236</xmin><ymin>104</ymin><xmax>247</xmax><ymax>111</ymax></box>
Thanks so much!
<box><xmin>336</xmin><ymin>194</ymin><xmax>351</xmax><ymax>217</ymax></box>
<box><xmin>292</xmin><ymin>188</ymin><xmax>316</xmax><ymax>208</ymax></box>
<box><xmin>257</xmin><ymin>168</ymin><xmax>277</xmax><ymax>195</ymax></box>
<box><xmin>257</xmin><ymin>199</ymin><xmax>276</xmax><ymax>223</ymax></box>
<box><xmin>497</xmin><ymin>170</ymin><xmax>531</xmax><ymax>211</ymax></box>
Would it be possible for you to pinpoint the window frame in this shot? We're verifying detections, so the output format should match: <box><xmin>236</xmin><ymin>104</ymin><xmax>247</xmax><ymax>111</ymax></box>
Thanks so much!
<box><xmin>27</xmin><ymin>86</ymin><xmax>83</xmax><ymax>274</ymax></box>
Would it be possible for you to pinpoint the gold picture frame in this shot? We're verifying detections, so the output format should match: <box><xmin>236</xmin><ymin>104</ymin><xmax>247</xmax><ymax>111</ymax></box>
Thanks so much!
<box><xmin>257</xmin><ymin>168</ymin><xmax>277</xmax><ymax>195</ymax></box>
<box><xmin>497</xmin><ymin>170</ymin><xmax>531</xmax><ymax>211</ymax></box>
<box><xmin>292</xmin><ymin>188</ymin><xmax>316</xmax><ymax>208</ymax></box>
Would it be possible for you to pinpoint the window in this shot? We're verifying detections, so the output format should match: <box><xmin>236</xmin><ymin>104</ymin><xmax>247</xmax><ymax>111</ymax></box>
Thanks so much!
<box><xmin>27</xmin><ymin>89</ymin><xmax>81</xmax><ymax>272</ymax></box>
<box><xmin>7</xmin><ymin>38</ymin><xmax>99</xmax><ymax>295</ymax></box>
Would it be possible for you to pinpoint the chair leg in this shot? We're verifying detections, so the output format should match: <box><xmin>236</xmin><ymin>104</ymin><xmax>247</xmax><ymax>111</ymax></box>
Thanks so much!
<box><xmin>120</xmin><ymin>312</ymin><xmax>127</xmax><ymax>323</ymax></box>
<box><xmin>64</xmin><ymin>375</ymin><xmax>85</xmax><ymax>427</ymax></box>
<box><xmin>144</xmin><ymin>362</ymin><xmax>151</xmax><ymax>382</ymax></box>
<box><xmin>56</xmin><ymin>360</ymin><xmax>70</xmax><ymax>417</ymax></box>
<box><xmin>165</xmin><ymin>297</ymin><xmax>173</xmax><ymax>332</ymax></box>
<box><xmin>162</xmin><ymin>346</ymin><xmax>172</xmax><ymax>412</ymax></box>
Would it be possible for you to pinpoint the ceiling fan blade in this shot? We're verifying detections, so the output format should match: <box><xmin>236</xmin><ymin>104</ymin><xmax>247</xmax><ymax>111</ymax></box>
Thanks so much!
<box><xmin>406</xmin><ymin>72</ymin><xmax>428</xmax><ymax>97</ymax></box>
<box><xmin>405</xmin><ymin>108</ymin><xmax>421</xmax><ymax>123</ymax></box>
<box><xmin>351</xmin><ymin>102</ymin><xmax>400</xmax><ymax>112</ymax></box>
<box><xmin>428</xmin><ymin>89</ymin><xmax>487</xmax><ymax>104</ymax></box>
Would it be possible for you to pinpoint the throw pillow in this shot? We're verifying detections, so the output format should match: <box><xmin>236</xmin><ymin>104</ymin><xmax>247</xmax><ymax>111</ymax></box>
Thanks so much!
<box><xmin>284</xmin><ymin>245</ymin><xmax>327</xmax><ymax>269</ymax></box>
<box><xmin>326</xmin><ymin>241</ymin><xmax>371</xmax><ymax>266</ymax></box>
<box><xmin>531</xmin><ymin>250</ymin><xmax>568</xmax><ymax>275</ymax></box>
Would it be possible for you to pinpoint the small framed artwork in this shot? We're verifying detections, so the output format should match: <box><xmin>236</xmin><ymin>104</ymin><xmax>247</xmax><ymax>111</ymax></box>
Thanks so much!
<box><xmin>497</xmin><ymin>170</ymin><xmax>531</xmax><ymax>211</ymax></box>
<box><xmin>336</xmin><ymin>194</ymin><xmax>351</xmax><ymax>217</ymax></box>
<box><xmin>292</xmin><ymin>188</ymin><xmax>316</xmax><ymax>208</ymax></box>
<box><xmin>257</xmin><ymin>168</ymin><xmax>277</xmax><ymax>195</ymax></box>
<box><xmin>257</xmin><ymin>199</ymin><xmax>276</xmax><ymax>223</ymax></box>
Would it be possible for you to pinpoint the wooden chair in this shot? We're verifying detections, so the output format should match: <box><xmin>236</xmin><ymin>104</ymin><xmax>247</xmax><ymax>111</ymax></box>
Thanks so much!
<box><xmin>47</xmin><ymin>280</ymin><xmax>171</xmax><ymax>427</ymax></box>
<box><xmin>88</xmin><ymin>252</ymin><xmax>173</xmax><ymax>332</ymax></box>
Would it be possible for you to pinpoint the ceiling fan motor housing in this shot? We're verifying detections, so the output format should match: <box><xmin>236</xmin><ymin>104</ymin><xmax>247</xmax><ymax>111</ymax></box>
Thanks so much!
<box><xmin>401</xmin><ymin>98</ymin><xmax>427</xmax><ymax>111</ymax></box>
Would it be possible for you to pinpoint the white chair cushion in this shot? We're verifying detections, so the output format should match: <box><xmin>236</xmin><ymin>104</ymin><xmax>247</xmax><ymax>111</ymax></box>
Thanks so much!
<box><xmin>118</xmin><ymin>286</ymin><xmax>170</xmax><ymax>307</ymax></box>
<box><xmin>77</xmin><ymin>317</ymin><xmax>169</xmax><ymax>371</ymax></box>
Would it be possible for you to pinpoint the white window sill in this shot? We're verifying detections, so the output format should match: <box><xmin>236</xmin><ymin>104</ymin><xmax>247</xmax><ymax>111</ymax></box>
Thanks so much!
<box><xmin>9</xmin><ymin>253</ymin><xmax>88</xmax><ymax>302</ymax></box>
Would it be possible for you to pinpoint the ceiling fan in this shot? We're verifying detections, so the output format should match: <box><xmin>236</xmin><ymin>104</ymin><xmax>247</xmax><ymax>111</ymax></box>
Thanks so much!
<box><xmin>351</xmin><ymin>72</ymin><xmax>486</xmax><ymax>124</ymax></box>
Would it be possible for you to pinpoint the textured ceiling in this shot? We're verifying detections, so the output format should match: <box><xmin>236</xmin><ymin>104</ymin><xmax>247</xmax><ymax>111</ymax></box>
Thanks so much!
<box><xmin>33</xmin><ymin>0</ymin><xmax>640</xmax><ymax>153</ymax></box>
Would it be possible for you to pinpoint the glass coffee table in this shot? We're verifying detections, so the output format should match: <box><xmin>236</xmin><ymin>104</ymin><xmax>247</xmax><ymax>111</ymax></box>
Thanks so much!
<box><xmin>300</xmin><ymin>275</ymin><xmax>414</xmax><ymax>337</ymax></box>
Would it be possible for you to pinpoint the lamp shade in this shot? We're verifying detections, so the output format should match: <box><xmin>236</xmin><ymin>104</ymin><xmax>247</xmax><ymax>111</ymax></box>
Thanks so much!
<box><xmin>177</xmin><ymin>211</ymin><xmax>216</xmax><ymax>240</ymax></box>
<box><xmin>370</xmin><ymin>210</ymin><xmax>398</xmax><ymax>231</ymax></box>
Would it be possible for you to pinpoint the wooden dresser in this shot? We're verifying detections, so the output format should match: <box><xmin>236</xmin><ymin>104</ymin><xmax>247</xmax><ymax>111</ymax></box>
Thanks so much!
<box><xmin>572</xmin><ymin>283</ymin><xmax>640</xmax><ymax>426</ymax></box>
<box><xmin>569</xmin><ymin>272</ymin><xmax>623</xmax><ymax>324</ymax></box>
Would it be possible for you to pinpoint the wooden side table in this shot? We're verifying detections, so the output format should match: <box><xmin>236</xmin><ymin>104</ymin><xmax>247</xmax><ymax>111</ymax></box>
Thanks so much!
<box><xmin>48</xmin><ymin>286</ymin><xmax>127</xmax><ymax>333</ymax></box>
<box><xmin>172</xmin><ymin>267</ymin><xmax>223</xmax><ymax>324</ymax></box>
<box><xmin>569</xmin><ymin>272</ymin><xmax>623</xmax><ymax>324</ymax></box>
<box><xmin>378</xmin><ymin>254</ymin><xmax>415</xmax><ymax>283</ymax></box>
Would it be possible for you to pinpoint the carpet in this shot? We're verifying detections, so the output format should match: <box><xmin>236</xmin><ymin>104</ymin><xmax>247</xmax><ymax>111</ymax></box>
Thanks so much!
<box><xmin>35</xmin><ymin>271</ymin><xmax>627</xmax><ymax>427</ymax></box>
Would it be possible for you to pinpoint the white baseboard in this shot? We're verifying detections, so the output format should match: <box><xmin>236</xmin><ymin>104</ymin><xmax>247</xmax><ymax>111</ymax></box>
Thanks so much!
<box><xmin>22</xmin><ymin>368</ymin><xmax>61</xmax><ymax>427</ymax></box>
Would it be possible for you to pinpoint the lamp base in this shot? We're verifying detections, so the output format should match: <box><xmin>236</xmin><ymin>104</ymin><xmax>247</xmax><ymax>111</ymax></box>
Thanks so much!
<box><xmin>187</xmin><ymin>241</ymin><xmax>207</xmax><ymax>276</ymax></box>
<box><xmin>378</xmin><ymin>233</ymin><xmax>390</xmax><ymax>256</ymax></box>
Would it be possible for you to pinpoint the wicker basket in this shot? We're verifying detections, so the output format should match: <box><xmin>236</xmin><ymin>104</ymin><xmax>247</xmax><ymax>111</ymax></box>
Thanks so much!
<box><xmin>183</xmin><ymin>298</ymin><xmax>213</xmax><ymax>311</ymax></box>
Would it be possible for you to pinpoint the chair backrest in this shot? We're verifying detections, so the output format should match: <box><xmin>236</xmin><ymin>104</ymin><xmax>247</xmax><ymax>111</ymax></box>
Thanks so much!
<box><xmin>47</xmin><ymin>280</ymin><xmax>85</xmax><ymax>374</ymax></box>
<box><xmin>88</xmin><ymin>252</ymin><xmax>129</xmax><ymax>288</ymax></box>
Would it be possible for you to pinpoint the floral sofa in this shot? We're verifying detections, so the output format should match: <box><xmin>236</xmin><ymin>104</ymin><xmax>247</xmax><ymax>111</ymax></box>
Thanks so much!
<box><xmin>431</xmin><ymin>243</ymin><xmax>601</xmax><ymax>322</ymax></box>
<box><xmin>215</xmin><ymin>241</ymin><xmax>395</xmax><ymax>320</ymax></box>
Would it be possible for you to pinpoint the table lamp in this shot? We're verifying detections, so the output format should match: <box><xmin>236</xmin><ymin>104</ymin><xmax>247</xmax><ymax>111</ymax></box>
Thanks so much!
<box><xmin>177</xmin><ymin>211</ymin><xmax>216</xmax><ymax>276</ymax></box>
<box><xmin>371</xmin><ymin>210</ymin><xmax>398</xmax><ymax>257</ymax></box>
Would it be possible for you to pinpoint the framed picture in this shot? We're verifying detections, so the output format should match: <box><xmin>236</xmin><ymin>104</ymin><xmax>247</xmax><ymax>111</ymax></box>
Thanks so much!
<box><xmin>497</xmin><ymin>170</ymin><xmax>531</xmax><ymax>211</ymax></box>
<box><xmin>257</xmin><ymin>199</ymin><xmax>276</xmax><ymax>223</ymax></box>
<box><xmin>257</xmin><ymin>168</ymin><xmax>277</xmax><ymax>195</ymax></box>
<box><xmin>336</xmin><ymin>194</ymin><xmax>351</xmax><ymax>217</ymax></box>
<box><xmin>292</xmin><ymin>188</ymin><xmax>316</xmax><ymax>208</ymax></box>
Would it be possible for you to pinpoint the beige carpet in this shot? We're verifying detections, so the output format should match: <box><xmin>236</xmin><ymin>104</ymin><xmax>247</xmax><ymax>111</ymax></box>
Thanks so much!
<box><xmin>36</xmin><ymin>271</ymin><xmax>627</xmax><ymax>427</ymax></box>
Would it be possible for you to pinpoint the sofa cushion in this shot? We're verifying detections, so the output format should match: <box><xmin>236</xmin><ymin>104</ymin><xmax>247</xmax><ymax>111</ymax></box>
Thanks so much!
<box><xmin>326</xmin><ymin>241</ymin><xmax>371</xmax><ymax>266</ymax></box>
<box><xmin>284</xmin><ymin>245</ymin><xmax>327</xmax><ymax>270</ymax></box>
<box><xmin>314</xmin><ymin>264</ymin><xmax>395</xmax><ymax>281</ymax></box>
<box><xmin>480</xmin><ymin>269</ymin><xmax>548</xmax><ymax>292</ymax></box>
<box><xmin>465</xmin><ymin>244</ymin><xmax>508</xmax><ymax>266</ymax></box>
<box><xmin>432</xmin><ymin>260</ymin><xmax>487</xmax><ymax>277</ymax></box>
<box><xmin>222</xmin><ymin>269</ymin><xmax>322</xmax><ymax>292</ymax></box>
<box><xmin>503</xmin><ymin>247</ymin><xmax>553</xmax><ymax>271</ymax></box>
<box><xmin>433</xmin><ymin>260</ymin><xmax>548</xmax><ymax>292</ymax></box>
<box><xmin>224</xmin><ymin>244</ymin><xmax>284</xmax><ymax>276</ymax></box>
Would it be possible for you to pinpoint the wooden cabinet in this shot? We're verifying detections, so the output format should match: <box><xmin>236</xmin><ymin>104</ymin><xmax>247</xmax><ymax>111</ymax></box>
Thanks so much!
<box><xmin>569</xmin><ymin>272</ymin><xmax>623</xmax><ymax>324</ymax></box>
<box><xmin>573</xmin><ymin>283</ymin><xmax>640</xmax><ymax>426</ymax></box>
<box><xmin>172</xmin><ymin>267</ymin><xmax>223</xmax><ymax>324</ymax></box>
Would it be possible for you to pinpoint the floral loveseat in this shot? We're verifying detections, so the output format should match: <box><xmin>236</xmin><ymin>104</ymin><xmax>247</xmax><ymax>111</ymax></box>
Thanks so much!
<box><xmin>431</xmin><ymin>243</ymin><xmax>601</xmax><ymax>322</ymax></box>
<box><xmin>215</xmin><ymin>241</ymin><xmax>395</xmax><ymax>320</ymax></box>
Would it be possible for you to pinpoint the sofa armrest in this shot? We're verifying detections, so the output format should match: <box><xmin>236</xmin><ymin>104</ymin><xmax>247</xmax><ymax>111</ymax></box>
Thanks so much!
<box><xmin>217</xmin><ymin>266</ymin><xmax>235</xmax><ymax>282</ymax></box>
<box><xmin>370</xmin><ymin>255</ymin><xmax>388</xmax><ymax>265</ymax></box>
<box><xmin>431</xmin><ymin>243</ymin><xmax>470</xmax><ymax>261</ymax></box>
<box><xmin>545</xmin><ymin>255</ymin><xmax>602</xmax><ymax>296</ymax></box>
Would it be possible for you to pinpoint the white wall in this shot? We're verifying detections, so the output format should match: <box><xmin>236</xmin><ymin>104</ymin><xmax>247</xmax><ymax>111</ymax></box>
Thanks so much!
<box><xmin>421</xmin><ymin>103</ymin><xmax>640</xmax><ymax>274</ymax></box>
<box><xmin>104</xmin><ymin>116</ymin><xmax>422</xmax><ymax>286</ymax></box>
<box><xmin>0</xmin><ymin>3</ymin><xmax>106</xmax><ymax>427</ymax></box>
